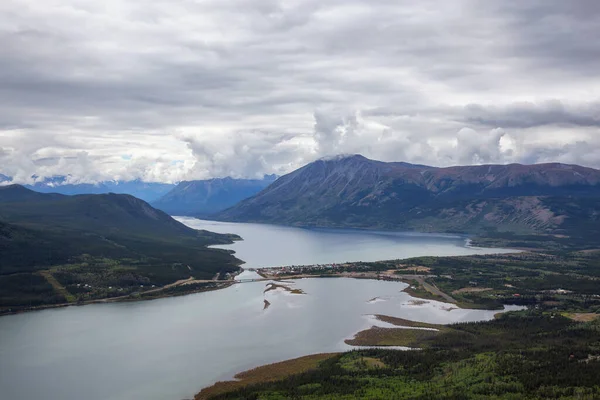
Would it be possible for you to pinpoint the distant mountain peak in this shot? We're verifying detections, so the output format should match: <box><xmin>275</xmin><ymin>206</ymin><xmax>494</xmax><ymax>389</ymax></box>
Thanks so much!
<box><xmin>318</xmin><ymin>154</ymin><xmax>369</xmax><ymax>162</ymax></box>
<box><xmin>314</xmin><ymin>154</ymin><xmax>430</xmax><ymax>170</ymax></box>
<box><xmin>152</xmin><ymin>175</ymin><xmax>278</xmax><ymax>216</ymax></box>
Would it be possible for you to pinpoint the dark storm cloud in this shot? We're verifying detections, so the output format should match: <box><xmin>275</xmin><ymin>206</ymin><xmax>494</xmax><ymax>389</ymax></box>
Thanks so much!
<box><xmin>461</xmin><ymin>101</ymin><xmax>600</xmax><ymax>129</ymax></box>
<box><xmin>493</xmin><ymin>1</ymin><xmax>600</xmax><ymax>76</ymax></box>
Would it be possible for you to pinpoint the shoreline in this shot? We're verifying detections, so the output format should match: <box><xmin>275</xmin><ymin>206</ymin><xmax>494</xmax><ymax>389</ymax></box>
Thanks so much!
<box><xmin>0</xmin><ymin>280</ymin><xmax>235</xmax><ymax>317</ymax></box>
<box><xmin>195</xmin><ymin>353</ymin><xmax>339</xmax><ymax>400</ymax></box>
<box><xmin>192</xmin><ymin>217</ymin><xmax>490</xmax><ymax>240</ymax></box>
<box><xmin>2</xmin><ymin>222</ymin><xmax>525</xmax><ymax>317</ymax></box>
<box><xmin>1</xmin><ymin>250</ymin><xmax>518</xmax><ymax>317</ymax></box>
<box><xmin>3</xmin><ymin>245</ymin><xmax>525</xmax><ymax>316</ymax></box>
<box><xmin>4</xmin><ymin>215</ymin><xmax>541</xmax><ymax>318</ymax></box>
<box><xmin>189</xmin><ymin>217</ymin><xmax>546</xmax><ymax>254</ymax></box>
<box><xmin>194</xmin><ymin>307</ymin><xmax>522</xmax><ymax>398</ymax></box>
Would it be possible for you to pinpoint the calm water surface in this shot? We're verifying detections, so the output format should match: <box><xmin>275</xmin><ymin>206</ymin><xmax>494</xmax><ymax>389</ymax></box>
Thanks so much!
<box><xmin>177</xmin><ymin>218</ymin><xmax>517</xmax><ymax>268</ymax></box>
<box><xmin>0</xmin><ymin>220</ymin><xmax>520</xmax><ymax>400</ymax></box>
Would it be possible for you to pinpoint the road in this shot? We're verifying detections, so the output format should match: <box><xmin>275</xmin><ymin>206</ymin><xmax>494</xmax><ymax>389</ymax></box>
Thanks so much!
<box><xmin>414</xmin><ymin>276</ymin><xmax>457</xmax><ymax>303</ymax></box>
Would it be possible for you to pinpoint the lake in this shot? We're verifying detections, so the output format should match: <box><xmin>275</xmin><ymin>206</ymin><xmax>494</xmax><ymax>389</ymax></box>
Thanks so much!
<box><xmin>0</xmin><ymin>220</ymin><xmax>520</xmax><ymax>400</ymax></box>
<box><xmin>176</xmin><ymin>217</ymin><xmax>517</xmax><ymax>268</ymax></box>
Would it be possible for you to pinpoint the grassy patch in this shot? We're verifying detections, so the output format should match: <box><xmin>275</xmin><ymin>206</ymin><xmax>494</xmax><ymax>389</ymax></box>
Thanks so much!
<box><xmin>340</xmin><ymin>353</ymin><xmax>386</xmax><ymax>371</ymax></box>
<box><xmin>562</xmin><ymin>312</ymin><xmax>600</xmax><ymax>322</ymax></box>
<box><xmin>374</xmin><ymin>315</ymin><xmax>442</xmax><ymax>329</ymax></box>
<box><xmin>401</xmin><ymin>280</ymin><xmax>446</xmax><ymax>302</ymax></box>
<box><xmin>38</xmin><ymin>270</ymin><xmax>76</xmax><ymax>303</ymax></box>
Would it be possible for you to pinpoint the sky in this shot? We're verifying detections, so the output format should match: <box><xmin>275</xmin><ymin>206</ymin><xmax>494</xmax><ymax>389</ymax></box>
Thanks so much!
<box><xmin>1</xmin><ymin>0</ymin><xmax>599</xmax><ymax>184</ymax></box>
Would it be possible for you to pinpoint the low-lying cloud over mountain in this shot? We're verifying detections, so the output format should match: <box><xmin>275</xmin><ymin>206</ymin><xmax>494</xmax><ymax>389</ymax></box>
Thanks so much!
<box><xmin>1</xmin><ymin>1</ymin><xmax>599</xmax><ymax>183</ymax></box>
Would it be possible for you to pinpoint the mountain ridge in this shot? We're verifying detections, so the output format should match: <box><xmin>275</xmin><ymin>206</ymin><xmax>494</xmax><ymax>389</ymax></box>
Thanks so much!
<box><xmin>214</xmin><ymin>155</ymin><xmax>600</xmax><ymax>243</ymax></box>
<box><xmin>0</xmin><ymin>184</ymin><xmax>194</xmax><ymax>236</ymax></box>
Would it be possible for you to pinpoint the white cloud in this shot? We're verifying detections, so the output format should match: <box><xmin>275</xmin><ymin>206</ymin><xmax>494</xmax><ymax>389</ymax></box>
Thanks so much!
<box><xmin>1</xmin><ymin>0</ymin><xmax>600</xmax><ymax>183</ymax></box>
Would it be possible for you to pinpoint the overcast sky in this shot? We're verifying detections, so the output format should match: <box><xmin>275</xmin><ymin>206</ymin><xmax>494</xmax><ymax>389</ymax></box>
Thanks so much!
<box><xmin>1</xmin><ymin>0</ymin><xmax>599</xmax><ymax>183</ymax></box>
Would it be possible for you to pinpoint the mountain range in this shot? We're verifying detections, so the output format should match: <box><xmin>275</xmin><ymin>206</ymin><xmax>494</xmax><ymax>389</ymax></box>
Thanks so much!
<box><xmin>152</xmin><ymin>175</ymin><xmax>277</xmax><ymax>216</ymax></box>
<box><xmin>0</xmin><ymin>175</ymin><xmax>175</xmax><ymax>202</ymax></box>
<box><xmin>0</xmin><ymin>174</ymin><xmax>280</xmax><ymax>213</ymax></box>
<box><xmin>215</xmin><ymin>155</ymin><xmax>600</xmax><ymax>244</ymax></box>
<box><xmin>24</xmin><ymin>176</ymin><xmax>175</xmax><ymax>202</ymax></box>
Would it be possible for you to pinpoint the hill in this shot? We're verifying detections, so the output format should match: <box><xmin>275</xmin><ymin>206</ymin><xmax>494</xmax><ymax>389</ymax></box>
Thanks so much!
<box><xmin>0</xmin><ymin>184</ymin><xmax>65</xmax><ymax>203</ymax></box>
<box><xmin>0</xmin><ymin>185</ymin><xmax>241</xmax><ymax>311</ymax></box>
<box><xmin>215</xmin><ymin>155</ymin><xmax>600</xmax><ymax>246</ymax></box>
<box><xmin>0</xmin><ymin>184</ymin><xmax>194</xmax><ymax>235</ymax></box>
<box><xmin>152</xmin><ymin>175</ymin><xmax>277</xmax><ymax>216</ymax></box>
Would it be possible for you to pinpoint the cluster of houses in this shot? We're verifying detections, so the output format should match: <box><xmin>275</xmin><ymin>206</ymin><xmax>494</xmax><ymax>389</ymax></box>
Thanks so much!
<box><xmin>257</xmin><ymin>263</ymin><xmax>351</xmax><ymax>276</ymax></box>
<box><xmin>74</xmin><ymin>283</ymin><xmax>155</xmax><ymax>291</ymax></box>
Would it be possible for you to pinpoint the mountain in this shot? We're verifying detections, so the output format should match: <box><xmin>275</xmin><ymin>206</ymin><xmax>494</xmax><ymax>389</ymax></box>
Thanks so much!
<box><xmin>152</xmin><ymin>175</ymin><xmax>278</xmax><ymax>216</ymax></box>
<box><xmin>215</xmin><ymin>155</ymin><xmax>600</xmax><ymax>243</ymax></box>
<box><xmin>22</xmin><ymin>176</ymin><xmax>175</xmax><ymax>202</ymax></box>
<box><xmin>0</xmin><ymin>185</ymin><xmax>196</xmax><ymax>235</ymax></box>
<box><xmin>0</xmin><ymin>185</ymin><xmax>241</xmax><ymax>310</ymax></box>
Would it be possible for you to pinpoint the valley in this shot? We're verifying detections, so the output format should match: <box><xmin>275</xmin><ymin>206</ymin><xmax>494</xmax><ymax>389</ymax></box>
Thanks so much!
<box><xmin>2</xmin><ymin>157</ymin><xmax>600</xmax><ymax>400</ymax></box>
<box><xmin>152</xmin><ymin>175</ymin><xmax>277</xmax><ymax>216</ymax></box>
<box><xmin>4</xmin><ymin>2</ymin><xmax>600</xmax><ymax>398</ymax></box>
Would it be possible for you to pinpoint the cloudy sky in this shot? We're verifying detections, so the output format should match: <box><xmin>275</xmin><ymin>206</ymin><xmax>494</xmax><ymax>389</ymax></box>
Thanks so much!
<box><xmin>1</xmin><ymin>0</ymin><xmax>599</xmax><ymax>183</ymax></box>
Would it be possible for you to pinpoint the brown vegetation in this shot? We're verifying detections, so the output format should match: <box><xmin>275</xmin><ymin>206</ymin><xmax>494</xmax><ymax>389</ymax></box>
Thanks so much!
<box><xmin>394</xmin><ymin>265</ymin><xmax>431</xmax><ymax>273</ymax></box>
<box><xmin>263</xmin><ymin>282</ymin><xmax>305</xmax><ymax>294</ymax></box>
<box><xmin>344</xmin><ymin>315</ymin><xmax>448</xmax><ymax>347</ymax></box>
<box><xmin>195</xmin><ymin>353</ymin><xmax>337</xmax><ymax>400</ymax></box>
<box><xmin>563</xmin><ymin>313</ymin><xmax>600</xmax><ymax>322</ymax></box>
<box><xmin>373</xmin><ymin>314</ymin><xmax>441</xmax><ymax>329</ymax></box>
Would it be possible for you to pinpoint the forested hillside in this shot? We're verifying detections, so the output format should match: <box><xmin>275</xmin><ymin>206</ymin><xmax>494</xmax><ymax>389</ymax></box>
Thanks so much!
<box><xmin>0</xmin><ymin>185</ymin><xmax>241</xmax><ymax>312</ymax></box>
<box><xmin>200</xmin><ymin>312</ymin><xmax>600</xmax><ymax>399</ymax></box>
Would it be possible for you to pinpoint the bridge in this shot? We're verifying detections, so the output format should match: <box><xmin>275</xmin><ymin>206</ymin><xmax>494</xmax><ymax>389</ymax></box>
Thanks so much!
<box><xmin>234</xmin><ymin>278</ymin><xmax>270</xmax><ymax>283</ymax></box>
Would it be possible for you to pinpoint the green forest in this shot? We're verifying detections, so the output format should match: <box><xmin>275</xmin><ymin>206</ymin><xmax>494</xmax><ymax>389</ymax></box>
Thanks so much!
<box><xmin>206</xmin><ymin>312</ymin><xmax>600</xmax><ymax>399</ymax></box>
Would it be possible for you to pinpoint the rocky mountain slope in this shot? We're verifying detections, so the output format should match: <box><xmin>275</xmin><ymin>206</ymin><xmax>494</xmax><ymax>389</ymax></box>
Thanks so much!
<box><xmin>152</xmin><ymin>175</ymin><xmax>277</xmax><ymax>216</ymax></box>
<box><xmin>215</xmin><ymin>155</ymin><xmax>600</xmax><ymax>240</ymax></box>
